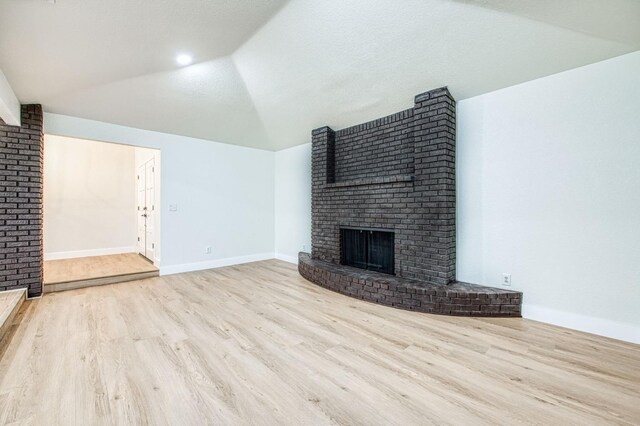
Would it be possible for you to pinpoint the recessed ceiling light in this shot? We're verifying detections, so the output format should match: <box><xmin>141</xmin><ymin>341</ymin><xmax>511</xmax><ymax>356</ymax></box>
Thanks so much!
<box><xmin>176</xmin><ymin>54</ymin><xmax>193</xmax><ymax>66</ymax></box>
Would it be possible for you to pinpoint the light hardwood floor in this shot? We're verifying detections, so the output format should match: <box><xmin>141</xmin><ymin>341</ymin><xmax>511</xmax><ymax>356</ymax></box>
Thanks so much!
<box><xmin>1</xmin><ymin>260</ymin><xmax>638</xmax><ymax>425</ymax></box>
<box><xmin>44</xmin><ymin>253</ymin><xmax>159</xmax><ymax>293</ymax></box>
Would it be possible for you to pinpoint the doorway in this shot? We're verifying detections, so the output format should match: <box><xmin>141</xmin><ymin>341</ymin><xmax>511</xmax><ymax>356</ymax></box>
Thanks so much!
<box><xmin>42</xmin><ymin>135</ymin><xmax>161</xmax><ymax>292</ymax></box>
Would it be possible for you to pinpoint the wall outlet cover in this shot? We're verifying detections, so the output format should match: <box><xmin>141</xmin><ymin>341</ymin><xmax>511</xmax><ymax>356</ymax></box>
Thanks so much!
<box><xmin>502</xmin><ymin>273</ymin><xmax>512</xmax><ymax>286</ymax></box>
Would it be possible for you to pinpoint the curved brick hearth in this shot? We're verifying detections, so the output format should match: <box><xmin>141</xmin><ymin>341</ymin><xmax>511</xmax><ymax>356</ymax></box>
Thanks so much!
<box><xmin>298</xmin><ymin>253</ymin><xmax>522</xmax><ymax>317</ymax></box>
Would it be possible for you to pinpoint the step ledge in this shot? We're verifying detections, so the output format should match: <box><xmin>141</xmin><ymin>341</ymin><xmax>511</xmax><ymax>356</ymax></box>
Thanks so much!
<box><xmin>0</xmin><ymin>288</ymin><xmax>27</xmax><ymax>344</ymax></box>
<box><xmin>44</xmin><ymin>271</ymin><xmax>159</xmax><ymax>293</ymax></box>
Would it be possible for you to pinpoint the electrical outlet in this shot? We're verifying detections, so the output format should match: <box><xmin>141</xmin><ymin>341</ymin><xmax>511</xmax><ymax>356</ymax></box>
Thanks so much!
<box><xmin>502</xmin><ymin>273</ymin><xmax>511</xmax><ymax>286</ymax></box>
<box><xmin>205</xmin><ymin>246</ymin><xmax>212</xmax><ymax>254</ymax></box>
<box><xmin>169</xmin><ymin>204</ymin><xmax>178</xmax><ymax>211</ymax></box>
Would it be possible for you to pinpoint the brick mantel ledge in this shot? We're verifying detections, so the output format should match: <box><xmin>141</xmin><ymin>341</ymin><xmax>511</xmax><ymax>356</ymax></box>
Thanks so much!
<box><xmin>326</xmin><ymin>174</ymin><xmax>414</xmax><ymax>188</ymax></box>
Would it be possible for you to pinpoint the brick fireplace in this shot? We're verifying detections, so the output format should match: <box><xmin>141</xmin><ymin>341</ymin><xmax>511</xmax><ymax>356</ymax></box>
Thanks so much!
<box><xmin>299</xmin><ymin>87</ymin><xmax>522</xmax><ymax>316</ymax></box>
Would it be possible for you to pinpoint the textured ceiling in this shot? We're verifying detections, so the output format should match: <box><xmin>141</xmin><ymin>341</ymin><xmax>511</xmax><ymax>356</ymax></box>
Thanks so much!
<box><xmin>1</xmin><ymin>0</ymin><xmax>639</xmax><ymax>150</ymax></box>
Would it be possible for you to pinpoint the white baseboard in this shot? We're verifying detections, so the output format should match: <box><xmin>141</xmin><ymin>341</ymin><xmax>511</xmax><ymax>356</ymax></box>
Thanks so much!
<box><xmin>44</xmin><ymin>246</ymin><xmax>138</xmax><ymax>261</ymax></box>
<box><xmin>160</xmin><ymin>252</ymin><xmax>275</xmax><ymax>276</ymax></box>
<box><xmin>274</xmin><ymin>253</ymin><xmax>298</xmax><ymax>264</ymax></box>
<box><xmin>522</xmin><ymin>304</ymin><xmax>640</xmax><ymax>344</ymax></box>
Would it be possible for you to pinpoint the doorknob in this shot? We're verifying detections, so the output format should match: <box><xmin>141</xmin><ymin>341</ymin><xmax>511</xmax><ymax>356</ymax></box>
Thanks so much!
<box><xmin>141</xmin><ymin>214</ymin><xmax>148</xmax><ymax>218</ymax></box>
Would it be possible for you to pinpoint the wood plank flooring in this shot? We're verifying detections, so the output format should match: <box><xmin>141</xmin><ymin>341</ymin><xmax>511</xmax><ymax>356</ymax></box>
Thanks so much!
<box><xmin>44</xmin><ymin>253</ymin><xmax>159</xmax><ymax>293</ymax></box>
<box><xmin>1</xmin><ymin>259</ymin><xmax>638</xmax><ymax>425</ymax></box>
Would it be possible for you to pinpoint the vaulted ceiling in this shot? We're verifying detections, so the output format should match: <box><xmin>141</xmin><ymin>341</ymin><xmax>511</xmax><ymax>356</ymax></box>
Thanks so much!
<box><xmin>1</xmin><ymin>0</ymin><xmax>639</xmax><ymax>150</ymax></box>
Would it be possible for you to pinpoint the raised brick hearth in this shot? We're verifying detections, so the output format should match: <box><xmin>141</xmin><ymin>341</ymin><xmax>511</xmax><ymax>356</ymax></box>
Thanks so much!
<box><xmin>299</xmin><ymin>253</ymin><xmax>522</xmax><ymax>316</ymax></box>
<box><xmin>301</xmin><ymin>87</ymin><xmax>523</xmax><ymax>317</ymax></box>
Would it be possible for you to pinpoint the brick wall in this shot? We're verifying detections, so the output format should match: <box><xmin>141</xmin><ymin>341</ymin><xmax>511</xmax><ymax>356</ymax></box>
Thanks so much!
<box><xmin>0</xmin><ymin>105</ymin><xmax>44</xmax><ymax>297</ymax></box>
<box><xmin>311</xmin><ymin>87</ymin><xmax>456</xmax><ymax>285</ymax></box>
<box><xmin>334</xmin><ymin>108</ymin><xmax>415</xmax><ymax>181</ymax></box>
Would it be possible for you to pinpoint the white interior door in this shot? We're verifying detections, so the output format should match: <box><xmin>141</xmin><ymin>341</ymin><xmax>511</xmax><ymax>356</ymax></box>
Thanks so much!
<box><xmin>144</xmin><ymin>159</ymin><xmax>155</xmax><ymax>261</ymax></box>
<box><xmin>137</xmin><ymin>159</ymin><xmax>155</xmax><ymax>261</ymax></box>
<box><xmin>137</xmin><ymin>164</ymin><xmax>146</xmax><ymax>256</ymax></box>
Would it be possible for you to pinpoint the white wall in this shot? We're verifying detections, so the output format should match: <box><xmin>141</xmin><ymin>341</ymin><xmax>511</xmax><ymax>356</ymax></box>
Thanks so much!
<box><xmin>457</xmin><ymin>51</ymin><xmax>640</xmax><ymax>343</ymax></box>
<box><xmin>274</xmin><ymin>143</ymin><xmax>311</xmax><ymax>263</ymax></box>
<box><xmin>44</xmin><ymin>135</ymin><xmax>137</xmax><ymax>259</ymax></box>
<box><xmin>135</xmin><ymin>147</ymin><xmax>162</xmax><ymax>265</ymax></box>
<box><xmin>44</xmin><ymin>115</ymin><xmax>275</xmax><ymax>274</ymax></box>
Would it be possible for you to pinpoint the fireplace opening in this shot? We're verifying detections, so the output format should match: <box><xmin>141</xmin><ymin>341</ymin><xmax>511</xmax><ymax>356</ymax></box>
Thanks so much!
<box><xmin>340</xmin><ymin>228</ymin><xmax>394</xmax><ymax>275</ymax></box>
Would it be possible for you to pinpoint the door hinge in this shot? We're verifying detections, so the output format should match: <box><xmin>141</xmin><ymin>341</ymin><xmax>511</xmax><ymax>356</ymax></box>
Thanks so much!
<box><xmin>137</xmin><ymin>237</ymin><xmax>140</xmax><ymax>242</ymax></box>
<box><xmin>137</xmin><ymin>175</ymin><xmax>140</xmax><ymax>180</ymax></box>
<box><xmin>152</xmin><ymin>243</ymin><xmax>155</xmax><ymax>249</ymax></box>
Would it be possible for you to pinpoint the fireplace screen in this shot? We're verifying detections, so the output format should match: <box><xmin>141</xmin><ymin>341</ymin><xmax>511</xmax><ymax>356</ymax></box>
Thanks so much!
<box><xmin>340</xmin><ymin>228</ymin><xmax>394</xmax><ymax>275</ymax></box>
